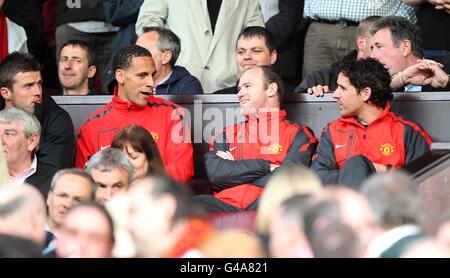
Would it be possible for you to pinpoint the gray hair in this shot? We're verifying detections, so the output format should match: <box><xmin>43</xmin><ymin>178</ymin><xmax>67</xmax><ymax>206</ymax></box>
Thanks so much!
<box><xmin>50</xmin><ymin>168</ymin><xmax>97</xmax><ymax>200</ymax></box>
<box><xmin>86</xmin><ymin>148</ymin><xmax>134</xmax><ymax>184</ymax></box>
<box><xmin>361</xmin><ymin>171</ymin><xmax>419</xmax><ymax>228</ymax></box>
<box><xmin>0</xmin><ymin>108</ymin><xmax>41</xmax><ymax>138</ymax></box>
<box><xmin>142</xmin><ymin>26</ymin><xmax>181</xmax><ymax>67</ymax></box>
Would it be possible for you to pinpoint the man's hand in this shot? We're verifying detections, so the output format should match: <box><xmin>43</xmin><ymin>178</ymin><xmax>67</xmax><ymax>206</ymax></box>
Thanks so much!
<box><xmin>307</xmin><ymin>85</ymin><xmax>330</xmax><ymax>97</ymax></box>
<box><xmin>373</xmin><ymin>163</ymin><xmax>387</xmax><ymax>173</ymax></box>
<box><xmin>216</xmin><ymin>150</ymin><xmax>235</xmax><ymax>160</ymax></box>
<box><xmin>395</xmin><ymin>59</ymin><xmax>448</xmax><ymax>89</ymax></box>
<box><xmin>432</xmin><ymin>0</ymin><xmax>450</xmax><ymax>13</ymax></box>
<box><xmin>270</xmin><ymin>163</ymin><xmax>280</xmax><ymax>171</ymax></box>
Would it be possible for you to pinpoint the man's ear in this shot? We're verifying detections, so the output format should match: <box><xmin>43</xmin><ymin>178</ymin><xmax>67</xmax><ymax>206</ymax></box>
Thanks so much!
<box><xmin>266</xmin><ymin>82</ymin><xmax>278</xmax><ymax>98</ymax></box>
<box><xmin>401</xmin><ymin>39</ymin><xmax>412</xmax><ymax>57</ymax></box>
<box><xmin>115</xmin><ymin>69</ymin><xmax>125</xmax><ymax>85</ymax></box>
<box><xmin>0</xmin><ymin>87</ymin><xmax>12</xmax><ymax>101</ymax></box>
<box><xmin>270</xmin><ymin>50</ymin><xmax>277</xmax><ymax>65</ymax></box>
<box><xmin>87</xmin><ymin>65</ymin><xmax>97</xmax><ymax>79</ymax></box>
<box><xmin>361</xmin><ymin>87</ymin><xmax>372</xmax><ymax>102</ymax></box>
<box><xmin>27</xmin><ymin>133</ymin><xmax>40</xmax><ymax>153</ymax></box>
<box><xmin>161</xmin><ymin>51</ymin><xmax>173</xmax><ymax>66</ymax></box>
<box><xmin>356</xmin><ymin>35</ymin><xmax>366</xmax><ymax>53</ymax></box>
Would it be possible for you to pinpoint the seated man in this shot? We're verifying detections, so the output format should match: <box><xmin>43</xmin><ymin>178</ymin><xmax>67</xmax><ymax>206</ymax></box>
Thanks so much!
<box><xmin>0</xmin><ymin>52</ymin><xmax>75</xmax><ymax>169</ymax></box>
<box><xmin>295</xmin><ymin>16</ymin><xmax>380</xmax><ymax>96</ymax></box>
<box><xmin>0</xmin><ymin>108</ymin><xmax>57</xmax><ymax>198</ymax></box>
<box><xmin>57</xmin><ymin>40</ymin><xmax>98</xmax><ymax>95</ymax></box>
<box><xmin>75</xmin><ymin>45</ymin><xmax>193</xmax><ymax>183</ymax></box>
<box><xmin>311</xmin><ymin>58</ymin><xmax>432</xmax><ymax>189</ymax></box>
<box><xmin>0</xmin><ymin>183</ymin><xmax>47</xmax><ymax>249</ymax></box>
<box><xmin>196</xmin><ymin>66</ymin><xmax>317</xmax><ymax>212</ymax></box>
<box><xmin>127</xmin><ymin>175</ymin><xmax>212</xmax><ymax>258</ymax></box>
<box><xmin>86</xmin><ymin>148</ymin><xmax>134</xmax><ymax>204</ymax></box>
<box><xmin>56</xmin><ymin>203</ymin><xmax>115</xmax><ymax>258</ymax></box>
<box><xmin>370</xmin><ymin>16</ymin><xmax>450</xmax><ymax>92</ymax></box>
<box><xmin>136</xmin><ymin>27</ymin><xmax>203</xmax><ymax>95</ymax></box>
<box><xmin>213</xmin><ymin>26</ymin><xmax>295</xmax><ymax>94</ymax></box>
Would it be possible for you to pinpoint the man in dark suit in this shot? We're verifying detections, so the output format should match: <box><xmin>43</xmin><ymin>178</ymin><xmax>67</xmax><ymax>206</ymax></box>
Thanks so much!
<box><xmin>0</xmin><ymin>52</ymin><xmax>75</xmax><ymax>169</ymax></box>
<box><xmin>0</xmin><ymin>107</ymin><xmax>57</xmax><ymax>199</ymax></box>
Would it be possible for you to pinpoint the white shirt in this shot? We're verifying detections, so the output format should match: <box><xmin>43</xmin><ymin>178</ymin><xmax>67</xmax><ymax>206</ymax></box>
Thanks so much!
<box><xmin>9</xmin><ymin>155</ymin><xmax>37</xmax><ymax>185</ymax></box>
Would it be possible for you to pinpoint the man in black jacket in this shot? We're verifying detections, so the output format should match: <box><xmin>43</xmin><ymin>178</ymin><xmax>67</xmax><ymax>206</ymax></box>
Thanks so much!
<box><xmin>0</xmin><ymin>107</ymin><xmax>57</xmax><ymax>199</ymax></box>
<box><xmin>0</xmin><ymin>52</ymin><xmax>75</xmax><ymax>169</ymax></box>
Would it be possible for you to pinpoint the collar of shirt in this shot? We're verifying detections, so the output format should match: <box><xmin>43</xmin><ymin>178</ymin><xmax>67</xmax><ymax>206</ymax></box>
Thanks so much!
<box><xmin>9</xmin><ymin>155</ymin><xmax>37</xmax><ymax>185</ymax></box>
<box><xmin>155</xmin><ymin>70</ymin><xmax>173</xmax><ymax>90</ymax></box>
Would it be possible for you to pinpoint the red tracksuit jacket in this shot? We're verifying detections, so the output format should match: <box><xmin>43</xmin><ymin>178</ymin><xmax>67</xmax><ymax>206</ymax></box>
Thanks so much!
<box><xmin>312</xmin><ymin>102</ymin><xmax>432</xmax><ymax>184</ymax></box>
<box><xmin>205</xmin><ymin>110</ymin><xmax>318</xmax><ymax>209</ymax></box>
<box><xmin>75</xmin><ymin>93</ymin><xmax>194</xmax><ymax>183</ymax></box>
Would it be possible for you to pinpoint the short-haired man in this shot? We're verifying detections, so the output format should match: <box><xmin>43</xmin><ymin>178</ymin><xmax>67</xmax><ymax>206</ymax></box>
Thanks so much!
<box><xmin>136</xmin><ymin>27</ymin><xmax>203</xmax><ymax>94</ymax></box>
<box><xmin>86</xmin><ymin>148</ymin><xmax>134</xmax><ymax>204</ymax></box>
<box><xmin>311</xmin><ymin>58</ymin><xmax>432</xmax><ymax>189</ymax></box>
<box><xmin>370</xmin><ymin>16</ymin><xmax>450</xmax><ymax>92</ymax></box>
<box><xmin>127</xmin><ymin>175</ymin><xmax>211</xmax><ymax>258</ymax></box>
<box><xmin>76</xmin><ymin>45</ymin><xmax>194</xmax><ymax>183</ymax></box>
<box><xmin>46</xmin><ymin>168</ymin><xmax>96</xmax><ymax>232</ymax></box>
<box><xmin>0</xmin><ymin>52</ymin><xmax>75</xmax><ymax>169</ymax></box>
<box><xmin>0</xmin><ymin>108</ymin><xmax>57</xmax><ymax>198</ymax></box>
<box><xmin>196</xmin><ymin>66</ymin><xmax>317</xmax><ymax>212</ymax></box>
<box><xmin>58</xmin><ymin>40</ymin><xmax>98</xmax><ymax>95</ymax></box>
<box><xmin>214</xmin><ymin>26</ymin><xmax>294</xmax><ymax>94</ymax></box>
<box><xmin>56</xmin><ymin>203</ymin><xmax>115</xmax><ymax>258</ymax></box>
<box><xmin>0</xmin><ymin>183</ymin><xmax>47</xmax><ymax>248</ymax></box>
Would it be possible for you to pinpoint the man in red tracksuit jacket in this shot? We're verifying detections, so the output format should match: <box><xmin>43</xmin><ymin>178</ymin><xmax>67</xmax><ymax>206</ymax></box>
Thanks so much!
<box><xmin>195</xmin><ymin>66</ymin><xmax>318</xmax><ymax>212</ymax></box>
<box><xmin>312</xmin><ymin>58</ymin><xmax>432</xmax><ymax>189</ymax></box>
<box><xmin>76</xmin><ymin>45</ymin><xmax>193</xmax><ymax>183</ymax></box>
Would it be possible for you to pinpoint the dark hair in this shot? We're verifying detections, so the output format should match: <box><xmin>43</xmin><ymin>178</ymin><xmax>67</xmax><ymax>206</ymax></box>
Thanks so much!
<box><xmin>59</xmin><ymin>39</ymin><xmax>96</xmax><ymax>67</ymax></box>
<box><xmin>370</xmin><ymin>16</ymin><xmax>423</xmax><ymax>58</ymax></box>
<box><xmin>111</xmin><ymin>125</ymin><xmax>166</xmax><ymax>176</ymax></box>
<box><xmin>237</xmin><ymin>26</ymin><xmax>276</xmax><ymax>53</ymax></box>
<box><xmin>145</xmin><ymin>175</ymin><xmax>204</xmax><ymax>224</ymax></box>
<box><xmin>338</xmin><ymin>58</ymin><xmax>393</xmax><ymax>109</ymax></box>
<box><xmin>258</xmin><ymin>65</ymin><xmax>284</xmax><ymax>104</ymax></box>
<box><xmin>112</xmin><ymin>45</ymin><xmax>152</xmax><ymax>72</ymax></box>
<box><xmin>0</xmin><ymin>52</ymin><xmax>41</xmax><ymax>89</ymax></box>
<box><xmin>142</xmin><ymin>26</ymin><xmax>181</xmax><ymax>67</ymax></box>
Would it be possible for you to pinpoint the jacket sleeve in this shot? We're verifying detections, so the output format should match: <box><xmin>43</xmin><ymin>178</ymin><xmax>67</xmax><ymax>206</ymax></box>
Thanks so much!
<box><xmin>38</xmin><ymin>108</ymin><xmax>75</xmax><ymax>169</ymax></box>
<box><xmin>243</xmin><ymin>0</ymin><xmax>265</xmax><ymax>28</ymax></box>
<box><xmin>135</xmin><ymin>0</ymin><xmax>167</xmax><ymax>35</ymax></box>
<box><xmin>252</xmin><ymin>125</ymin><xmax>318</xmax><ymax>187</ymax></box>
<box><xmin>404</xmin><ymin>123</ymin><xmax>432</xmax><ymax>165</ymax></box>
<box><xmin>75</xmin><ymin>125</ymin><xmax>94</xmax><ymax>169</ymax></box>
<box><xmin>295</xmin><ymin>68</ymin><xmax>336</xmax><ymax>93</ymax></box>
<box><xmin>205</xmin><ymin>132</ymin><xmax>271</xmax><ymax>191</ymax></box>
<box><xmin>163</xmin><ymin>109</ymin><xmax>194</xmax><ymax>183</ymax></box>
<box><xmin>103</xmin><ymin>0</ymin><xmax>143</xmax><ymax>27</ymax></box>
<box><xmin>183</xmin><ymin>76</ymin><xmax>204</xmax><ymax>94</ymax></box>
<box><xmin>311</xmin><ymin>125</ymin><xmax>340</xmax><ymax>185</ymax></box>
<box><xmin>265</xmin><ymin>0</ymin><xmax>302</xmax><ymax>48</ymax></box>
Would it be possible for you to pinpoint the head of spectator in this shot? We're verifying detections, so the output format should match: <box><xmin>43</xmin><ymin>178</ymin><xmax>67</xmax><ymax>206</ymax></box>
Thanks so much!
<box><xmin>310</xmin><ymin>222</ymin><xmax>362</xmax><ymax>258</ymax></box>
<box><xmin>0</xmin><ymin>183</ymin><xmax>47</xmax><ymax>247</ymax></box>
<box><xmin>136</xmin><ymin>27</ymin><xmax>181</xmax><ymax>86</ymax></box>
<box><xmin>111</xmin><ymin>124</ymin><xmax>166</xmax><ymax>181</ymax></box>
<box><xmin>127</xmin><ymin>175</ymin><xmax>207</xmax><ymax>258</ymax></box>
<box><xmin>236</xmin><ymin>26</ymin><xmax>277</xmax><ymax>76</ymax></box>
<box><xmin>237</xmin><ymin>65</ymin><xmax>284</xmax><ymax>117</ymax></box>
<box><xmin>269</xmin><ymin>195</ymin><xmax>313</xmax><ymax>258</ymax></box>
<box><xmin>86</xmin><ymin>148</ymin><xmax>134</xmax><ymax>204</ymax></box>
<box><xmin>46</xmin><ymin>168</ymin><xmax>96</xmax><ymax>232</ymax></box>
<box><xmin>361</xmin><ymin>171</ymin><xmax>419</xmax><ymax>233</ymax></box>
<box><xmin>400</xmin><ymin>238</ymin><xmax>450</xmax><ymax>258</ymax></box>
<box><xmin>355</xmin><ymin>16</ymin><xmax>381</xmax><ymax>60</ymax></box>
<box><xmin>370</xmin><ymin>16</ymin><xmax>423</xmax><ymax>76</ymax></box>
<box><xmin>0</xmin><ymin>52</ymin><xmax>42</xmax><ymax>113</ymax></box>
<box><xmin>334</xmin><ymin>58</ymin><xmax>392</xmax><ymax>122</ymax></box>
<box><xmin>58</xmin><ymin>40</ymin><xmax>97</xmax><ymax>96</ymax></box>
<box><xmin>56</xmin><ymin>203</ymin><xmax>115</xmax><ymax>258</ymax></box>
<box><xmin>0</xmin><ymin>138</ymin><xmax>7</xmax><ymax>187</ymax></box>
<box><xmin>256</xmin><ymin>166</ymin><xmax>322</xmax><ymax>236</ymax></box>
<box><xmin>112</xmin><ymin>45</ymin><xmax>155</xmax><ymax>106</ymax></box>
<box><xmin>0</xmin><ymin>108</ymin><xmax>40</xmax><ymax>180</ymax></box>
